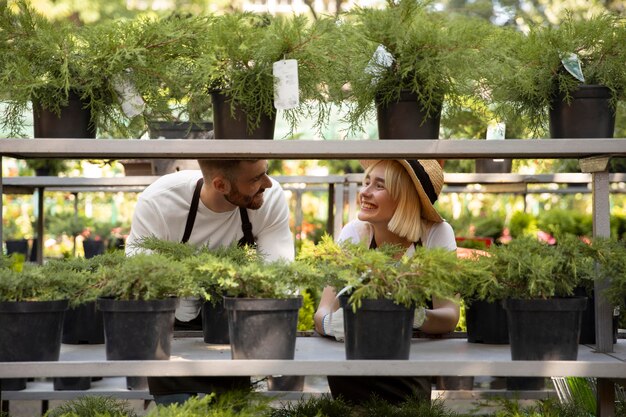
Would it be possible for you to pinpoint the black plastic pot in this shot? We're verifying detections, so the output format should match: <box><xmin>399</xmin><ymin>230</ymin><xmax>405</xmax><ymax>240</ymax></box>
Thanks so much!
<box><xmin>224</xmin><ymin>297</ymin><xmax>302</xmax><ymax>360</ymax></box>
<box><xmin>148</xmin><ymin>121</ymin><xmax>213</xmax><ymax>175</ymax></box>
<box><xmin>82</xmin><ymin>239</ymin><xmax>106</xmax><ymax>259</ymax></box>
<box><xmin>340</xmin><ymin>296</ymin><xmax>414</xmax><ymax>360</ymax></box>
<box><xmin>211</xmin><ymin>91</ymin><xmax>275</xmax><ymax>139</ymax></box>
<box><xmin>33</xmin><ymin>91</ymin><xmax>96</xmax><ymax>139</ymax></box>
<box><xmin>202</xmin><ymin>299</ymin><xmax>229</xmax><ymax>344</ymax></box>
<box><xmin>5</xmin><ymin>239</ymin><xmax>29</xmax><ymax>258</ymax></box>
<box><xmin>97</xmin><ymin>298</ymin><xmax>178</xmax><ymax>390</ymax></box>
<box><xmin>549</xmin><ymin>85</ymin><xmax>615</xmax><ymax>139</ymax></box>
<box><xmin>465</xmin><ymin>300</ymin><xmax>509</xmax><ymax>344</ymax></box>
<box><xmin>376</xmin><ymin>91</ymin><xmax>442</xmax><ymax>140</ymax></box>
<box><xmin>62</xmin><ymin>301</ymin><xmax>104</xmax><ymax>344</ymax></box>
<box><xmin>475</xmin><ymin>159</ymin><xmax>512</xmax><ymax>174</ymax></box>
<box><xmin>435</xmin><ymin>376</ymin><xmax>474</xmax><ymax>390</ymax></box>
<box><xmin>0</xmin><ymin>300</ymin><xmax>68</xmax><ymax>391</ymax></box>
<box><xmin>267</xmin><ymin>375</ymin><xmax>305</xmax><ymax>392</ymax></box>
<box><xmin>503</xmin><ymin>297</ymin><xmax>587</xmax><ymax>390</ymax></box>
<box><xmin>574</xmin><ymin>287</ymin><xmax>618</xmax><ymax>345</ymax></box>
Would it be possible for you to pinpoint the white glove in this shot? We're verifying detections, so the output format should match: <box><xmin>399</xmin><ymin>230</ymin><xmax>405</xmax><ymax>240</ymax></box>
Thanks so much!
<box><xmin>413</xmin><ymin>306</ymin><xmax>427</xmax><ymax>329</ymax></box>
<box><xmin>322</xmin><ymin>308</ymin><xmax>345</xmax><ymax>342</ymax></box>
<box><xmin>175</xmin><ymin>297</ymin><xmax>202</xmax><ymax>322</ymax></box>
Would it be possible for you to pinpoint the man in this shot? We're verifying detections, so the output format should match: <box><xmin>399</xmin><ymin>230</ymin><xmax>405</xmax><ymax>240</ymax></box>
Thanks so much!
<box><xmin>126</xmin><ymin>146</ymin><xmax>294</xmax><ymax>405</ymax></box>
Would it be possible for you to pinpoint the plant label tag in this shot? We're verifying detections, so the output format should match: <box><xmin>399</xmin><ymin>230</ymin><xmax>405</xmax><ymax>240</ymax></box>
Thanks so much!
<box><xmin>487</xmin><ymin>122</ymin><xmax>505</xmax><ymax>161</ymax></box>
<box><xmin>273</xmin><ymin>59</ymin><xmax>299</xmax><ymax>110</ymax></box>
<box><xmin>560</xmin><ymin>52</ymin><xmax>585</xmax><ymax>83</ymax></box>
<box><xmin>366</xmin><ymin>44</ymin><xmax>394</xmax><ymax>84</ymax></box>
<box><xmin>113</xmin><ymin>74</ymin><xmax>145</xmax><ymax>118</ymax></box>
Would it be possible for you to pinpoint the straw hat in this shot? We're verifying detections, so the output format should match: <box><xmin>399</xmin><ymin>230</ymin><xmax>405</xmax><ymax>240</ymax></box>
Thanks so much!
<box><xmin>360</xmin><ymin>159</ymin><xmax>444</xmax><ymax>223</ymax></box>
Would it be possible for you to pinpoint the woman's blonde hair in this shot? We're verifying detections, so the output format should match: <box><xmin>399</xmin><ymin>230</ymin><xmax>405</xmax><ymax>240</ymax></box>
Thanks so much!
<box><xmin>364</xmin><ymin>161</ymin><xmax>422</xmax><ymax>242</ymax></box>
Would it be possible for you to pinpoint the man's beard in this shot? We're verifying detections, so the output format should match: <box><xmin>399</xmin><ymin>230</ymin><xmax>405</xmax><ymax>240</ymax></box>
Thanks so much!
<box><xmin>225</xmin><ymin>187</ymin><xmax>265</xmax><ymax>210</ymax></box>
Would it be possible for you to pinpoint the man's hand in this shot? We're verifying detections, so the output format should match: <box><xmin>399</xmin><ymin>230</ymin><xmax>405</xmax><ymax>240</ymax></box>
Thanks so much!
<box><xmin>175</xmin><ymin>297</ymin><xmax>202</xmax><ymax>322</ymax></box>
<box><xmin>322</xmin><ymin>308</ymin><xmax>345</xmax><ymax>342</ymax></box>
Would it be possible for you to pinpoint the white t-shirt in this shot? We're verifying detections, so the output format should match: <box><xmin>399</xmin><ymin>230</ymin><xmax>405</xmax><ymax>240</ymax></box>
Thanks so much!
<box><xmin>338</xmin><ymin>219</ymin><xmax>456</xmax><ymax>255</ymax></box>
<box><xmin>126</xmin><ymin>170</ymin><xmax>294</xmax><ymax>262</ymax></box>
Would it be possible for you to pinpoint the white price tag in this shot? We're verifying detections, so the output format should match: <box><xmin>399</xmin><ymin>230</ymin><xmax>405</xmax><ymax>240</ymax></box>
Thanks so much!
<box><xmin>486</xmin><ymin>122</ymin><xmax>505</xmax><ymax>140</ymax></box>
<box><xmin>273</xmin><ymin>59</ymin><xmax>299</xmax><ymax>110</ymax></box>
<box><xmin>560</xmin><ymin>52</ymin><xmax>585</xmax><ymax>83</ymax></box>
<box><xmin>365</xmin><ymin>44</ymin><xmax>394</xmax><ymax>85</ymax></box>
<box><xmin>113</xmin><ymin>73</ymin><xmax>146</xmax><ymax>118</ymax></box>
<box><xmin>487</xmin><ymin>122</ymin><xmax>505</xmax><ymax>161</ymax></box>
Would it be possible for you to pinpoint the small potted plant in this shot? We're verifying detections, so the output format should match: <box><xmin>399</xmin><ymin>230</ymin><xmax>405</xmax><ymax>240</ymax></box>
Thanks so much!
<box><xmin>95</xmin><ymin>253</ymin><xmax>190</xmax><ymax>390</ymax></box>
<box><xmin>0</xmin><ymin>257</ymin><xmax>86</xmax><ymax>390</ymax></box>
<box><xmin>189</xmin><ymin>12</ymin><xmax>342</xmax><ymax>139</ymax></box>
<box><xmin>0</xmin><ymin>3</ymin><xmax>210</xmax><ymax>140</ymax></box>
<box><xmin>302</xmin><ymin>237</ymin><xmax>486</xmax><ymax>360</ymax></box>
<box><xmin>337</xmin><ymin>0</ymin><xmax>494</xmax><ymax>139</ymax></box>
<box><xmin>483</xmin><ymin>235</ymin><xmax>593</xmax><ymax>390</ymax></box>
<box><xmin>486</xmin><ymin>13</ymin><xmax>626</xmax><ymax>138</ymax></box>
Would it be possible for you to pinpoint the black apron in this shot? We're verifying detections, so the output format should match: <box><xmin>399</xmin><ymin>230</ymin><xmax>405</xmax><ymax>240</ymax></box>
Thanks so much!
<box><xmin>326</xmin><ymin>236</ymin><xmax>432</xmax><ymax>404</ymax></box>
<box><xmin>148</xmin><ymin>178</ymin><xmax>252</xmax><ymax>396</ymax></box>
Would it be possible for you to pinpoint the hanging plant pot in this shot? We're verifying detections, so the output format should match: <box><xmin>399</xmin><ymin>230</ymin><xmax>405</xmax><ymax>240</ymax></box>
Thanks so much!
<box><xmin>465</xmin><ymin>300</ymin><xmax>509</xmax><ymax>344</ymax></box>
<box><xmin>97</xmin><ymin>298</ymin><xmax>178</xmax><ymax>390</ymax></box>
<box><xmin>0</xmin><ymin>300</ymin><xmax>68</xmax><ymax>391</ymax></box>
<box><xmin>33</xmin><ymin>90</ymin><xmax>96</xmax><ymax>139</ymax></box>
<box><xmin>202</xmin><ymin>299</ymin><xmax>229</xmax><ymax>344</ymax></box>
<box><xmin>82</xmin><ymin>239</ymin><xmax>106</xmax><ymax>259</ymax></box>
<box><xmin>340</xmin><ymin>296</ymin><xmax>414</xmax><ymax>360</ymax></box>
<box><xmin>549</xmin><ymin>85</ymin><xmax>615</xmax><ymax>139</ymax></box>
<box><xmin>211</xmin><ymin>91</ymin><xmax>275</xmax><ymax>140</ymax></box>
<box><xmin>224</xmin><ymin>297</ymin><xmax>302</xmax><ymax>359</ymax></box>
<box><xmin>503</xmin><ymin>297</ymin><xmax>587</xmax><ymax>390</ymax></box>
<box><xmin>148</xmin><ymin>121</ymin><xmax>213</xmax><ymax>176</ymax></box>
<box><xmin>376</xmin><ymin>90</ymin><xmax>442</xmax><ymax>140</ymax></box>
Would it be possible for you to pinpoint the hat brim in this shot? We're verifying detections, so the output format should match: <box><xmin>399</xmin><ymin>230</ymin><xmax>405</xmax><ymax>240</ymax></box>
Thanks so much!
<box><xmin>360</xmin><ymin>159</ymin><xmax>443</xmax><ymax>223</ymax></box>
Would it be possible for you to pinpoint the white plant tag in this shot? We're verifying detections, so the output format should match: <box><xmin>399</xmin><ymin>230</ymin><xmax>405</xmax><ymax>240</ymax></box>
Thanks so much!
<box><xmin>273</xmin><ymin>59</ymin><xmax>299</xmax><ymax>110</ymax></box>
<box><xmin>560</xmin><ymin>52</ymin><xmax>585</xmax><ymax>83</ymax></box>
<box><xmin>365</xmin><ymin>44</ymin><xmax>394</xmax><ymax>84</ymax></box>
<box><xmin>486</xmin><ymin>122</ymin><xmax>506</xmax><ymax>162</ymax></box>
<box><xmin>112</xmin><ymin>73</ymin><xmax>146</xmax><ymax>118</ymax></box>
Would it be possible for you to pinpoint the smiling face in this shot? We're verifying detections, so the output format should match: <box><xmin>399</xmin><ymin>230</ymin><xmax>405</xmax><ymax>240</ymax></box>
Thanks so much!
<box><xmin>357</xmin><ymin>161</ymin><xmax>398</xmax><ymax>226</ymax></box>
<box><xmin>224</xmin><ymin>160</ymin><xmax>272</xmax><ymax>210</ymax></box>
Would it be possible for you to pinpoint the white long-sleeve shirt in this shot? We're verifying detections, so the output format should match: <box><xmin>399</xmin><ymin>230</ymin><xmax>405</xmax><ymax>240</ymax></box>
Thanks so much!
<box><xmin>126</xmin><ymin>170</ymin><xmax>294</xmax><ymax>261</ymax></box>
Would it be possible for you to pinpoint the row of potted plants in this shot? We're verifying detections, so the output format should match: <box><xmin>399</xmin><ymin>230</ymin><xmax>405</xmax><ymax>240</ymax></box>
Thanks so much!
<box><xmin>1</xmin><ymin>235</ymin><xmax>624</xmax><ymax>391</ymax></box>
<box><xmin>2</xmin><ymin>0</ymin><xmax>625</xmax><ymax>141</ymax></box>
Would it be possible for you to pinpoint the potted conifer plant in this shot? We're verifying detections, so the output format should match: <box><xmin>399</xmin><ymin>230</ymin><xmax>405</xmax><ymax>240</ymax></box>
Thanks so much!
<box><xmin>338</xmin><ymin>0</ymin><xmax>493</xmax><ymax>139</ymax></box>
<box><xmin>482</xmin><ymin>235</ymin><xmax>593</xmax><ymax>390</ymax></box>
<box><xmin>487</xmin><ymin>13</ymin><xmax>626</xmax><ymax>138</ymax></box>
<box><xmin>95</xmin><ymin>253</ymin><xmax>191</xmax><ymax>390</ymax></box>
<box><xmin>0</xmin><ymin>256</ymin><xmax>87</xmax><ymax>391</ymax></box>
<box><xmin>302</xmin><ymin>237</ymin><xmax>486</xmax><ymax>360</ymax></box>
<box><xmin>189</xmin><ymin>12</ymin><xmax>342</xmax><ymax>139</ymax></box>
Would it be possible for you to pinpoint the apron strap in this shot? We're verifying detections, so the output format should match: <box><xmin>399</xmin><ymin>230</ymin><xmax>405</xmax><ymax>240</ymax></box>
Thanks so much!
<box><xmin>182</xmin><ymin>177</ymin><xmax>256</xmax><ymax>247</ymax></box>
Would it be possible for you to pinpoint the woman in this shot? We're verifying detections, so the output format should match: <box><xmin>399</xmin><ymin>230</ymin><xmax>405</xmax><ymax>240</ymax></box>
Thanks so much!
<box><xmin>313</xmin><ymin>159</ymin><xmax>459</xmax><ymax>404</ymax></box>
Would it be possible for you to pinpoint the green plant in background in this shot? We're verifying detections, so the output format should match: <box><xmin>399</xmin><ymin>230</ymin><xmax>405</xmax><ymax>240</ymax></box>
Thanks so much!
<box><xmin>486</xmin><ymin>12</ymin><xmax>626</xmax><ymax>135</ymax></box>
<box><xmin>44</xmin><ymin>396</ymin><xmax>138</xmax><ymax>417</ymax></box>
<box><xmin>591</xmin><ymin>238</ymin><xmax>626</xmax><ymax>310</ymax></box>
<box><xmin>297</xmin><ymin>288</ymin><xmax>316</xmax><ymax>331</ymax></box>
<box><xmin>47</xmin><ymin>212</ymin><xmax>88</xmax><ymax>238</ymax></box>
<box><xmin>537</xmin><ymin>209</ymin><xmax>592</xmax><ymax>238</ymax></box>
<box><xmin>508</xmin><ymin>211</ymin><xmax>538</xmax><ymax>239</ymax></box>
<box><xmin>338</xmin><ymin>0</ymin><xmax>495</xmax><ymax>135</ymax></box>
